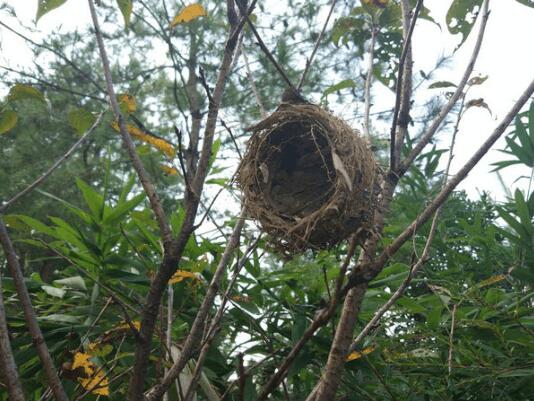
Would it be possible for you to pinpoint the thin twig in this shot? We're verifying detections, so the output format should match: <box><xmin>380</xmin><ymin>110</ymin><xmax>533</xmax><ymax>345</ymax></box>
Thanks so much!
<box><xmin>363</xmin><ymin>23</ymin><xmax>377</xmax><ymax>138</ymax></box>
<box><xmin>0</xmin><ymin>20</ymin><xmax>105</xmax><ymax>93</ymax></box>
<box><xmin>397</xmin><ymin>0</ymin><xmax>490</xmax><ymax>176</ymax></box>
<box><xmin>146</xmin><ymin>210</ymin><xmax>247</xmax><ymax>400</ymax></box>
<box><xmin>349</xmin><ymin>93</ymin><xmax>467</xmax><ymax>351</ymax></box>
<box><xmin>297</xmin><ymin>0</ymin><xmax>338</xmax><ymax>90</ymax></box>
<box><xmin>389</xmin><ymin>0</ymin><xmax>423</xmax><ymax>170</ymax></box>
<box><xmin>87</xmin><ymin>0</ymin><xmax>172</xmax><ymax>246</ymax></box>
<box><xmin>1</xmin><ymin>110</ymin><xmax>105</xmax><ymax>213</ymax></box>
<box><xmin>234</xmin><ymin>1</ymin><xmax>296</xmax><ymax>90</ymax></box>
<box><xmin>241</xmin><ymin>43</ymin><xmax>267</xmax><ymax>117</ymax></box>
<box><xmin>448</xmin><ymin>304</ymin><xmax>457</xmax><ymax>375</ymax></box>
<box><xmin>0</xmin><ymin>269</ymin><xmax>25</xmax><ymax>401</ymax></box>
<box><xmin>0</xmin><ymin>218</ymin><xmax>69</xmax><ymax>401</ymax></box>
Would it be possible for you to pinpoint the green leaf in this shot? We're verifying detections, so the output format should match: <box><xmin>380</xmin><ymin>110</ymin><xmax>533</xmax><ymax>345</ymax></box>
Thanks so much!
<box><xmin>116</xmin><ymin>0</ymin><xmax>133</xmax><ymax>28</ymax></box>
<box><xmin>243</xmin><ymin>376</ymin><xmax>257</xmax><ymax>401</ymax></box>
<box><xmin>514</xmin><ymin>189</ymin><xmax>532</xmax><ymax>228</ymax></box>
<box><xmin>529</xmin><ymin>100</ymin><xmax>534</xmax><ymax>144</ymax></box>
<box><xmin>15</xmin><ymin>215</ymin><xmax>56</xmax><ymax>237</ymax></box>
<box><xmin>119</xmin><ymin>175</ymin><xmax>137</xmax><ymax>204</ymax></box>
<box><xmin>76</xmin><ymin>178</ymin><xmax>105</xmax><ymax>220</ymax></box>
<box><xmin>54</xmin><ymin>276</ymin><xmax>87</xmax><ymax>291</ymax></box>
<box><xmin>207</xmin><ymin>138</ymin><xmax>221</xmax><ymax>173</ymax></box>
<box><xmin>515</xmin><ymin>0</ymin><xmax>534</xmax><ymax>8</ymax></box>
<box><xmin>446</xmin><ymin>0</ymin><xmax>484</xmax><ymax>49</ymax></box>
<box><xmin>8</xmin><ymin>84</ymin><xmax>46</xmax><ymax>103</ymax></box>
<box><xmin>36</xmin><ymin>0</ymin><xmax>69</xmax><ymax>22</ymax></box>
<box><xmin>515</xmin><ymin>116</ymin><xmax>534</xmax><ymax>160</ymax></box>
<box><xmin>104</xmin><ymin>193</ymin><xmax>146</xmax><ymax>225</ymax></box>
<box><xmin>428</xmin><ymin>81</ymin><xmax>457</xmax><ymax>89</ymax></box>
<box><xmin>41</xmin><ymin>285</ymin><xmax>66</xmax><ymax>298</ymax></box>
<box><xmin>68</xmin><ymin>108</ymin><xmax>97</xmax><ymax>134</ymax></box>
<box><xmin>322</xmin><ymin>79</ymin><xmax>356</xmax><ymax>99</ymax></box>
<box><xmin>0</xmin><ymin>110</ymin><xmax>18</xmax><ymax>134</ymax></box>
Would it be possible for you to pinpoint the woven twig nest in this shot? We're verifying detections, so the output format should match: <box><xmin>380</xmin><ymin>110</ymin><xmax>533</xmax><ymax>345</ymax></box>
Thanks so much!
<box><xmin>237</xmin><ymin>103</ymin><xmax>380</xmax><ymax>255</ymax></box>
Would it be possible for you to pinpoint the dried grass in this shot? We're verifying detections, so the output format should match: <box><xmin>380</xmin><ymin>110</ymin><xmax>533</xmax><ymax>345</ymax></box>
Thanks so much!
<box><xmin>238</xmin><ymin>103</ymin><xmax>380</xmax><ymax>256</ymax></box>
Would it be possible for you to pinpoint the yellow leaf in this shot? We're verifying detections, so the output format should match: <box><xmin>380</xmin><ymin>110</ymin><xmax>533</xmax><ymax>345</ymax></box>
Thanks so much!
<box><xmin>0</xmin><ymin>111</ymin><xmax>18</xmax><ymax>135</ymax></box>
<box><xmin>71</xmin><ymin>352</ymin><xmax>109</xmax><ymax>395</ymax></box>
<box><xmin>161</xmin><ymin>165</ymin><xmax>179</xmax><ymax>176</ymax></box>
<box><xmin>80</xmin><ymin>371</ymin><xmax>109</xmax><ymax>396</ymax></box>
<box><xmin>115</xmin><ymin>320</ymin><xmax>141</xmax><ymax>332</ymax></box>
<box><xmin>477</xmin><ymin>274</ymin><xmax>506</xmax><ymax>288</ymax></box>
<box><xmin>170</xmin><ymin>3</ymin><xmax>206</xmax><ymax>27</ymax></box>
<box><xmin>346</xmin><ymin>345</ymin><xmax>376</xmax><ymax>362</ymax></box>
<box><xmin>169</xmin><ymin>270</ymin><xmax>198</xmax><ymax>285</ymax></box>
<box><xmin>118</xmin><ymin>93</ymin><xmax>137</xmax><ymax>113</ymax></box>
<box><xmin>72</xmin><ymin>352</ymin><xmax>93</xmax><ymax>373</ymax></box>
<box><xmin>111</xmin><ymin>121</ymin><xmax>176</xmax><ymax>159</ymax></box>
<box><xmin>231</xmin><ymin>295</ymin><xmax>250</xmax><ymax>302</ymax></box>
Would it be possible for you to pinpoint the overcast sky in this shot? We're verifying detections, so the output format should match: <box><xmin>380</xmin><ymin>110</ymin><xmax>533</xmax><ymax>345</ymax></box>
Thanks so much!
<box><xmin>1</xmin><ymin>0</ymin><xmax>534</xmax><ymax>202</ymax></box>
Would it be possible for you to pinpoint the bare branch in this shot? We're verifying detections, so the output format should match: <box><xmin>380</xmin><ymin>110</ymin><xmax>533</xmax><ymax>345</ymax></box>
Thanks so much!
<box><xmin>241</xmin><ymin>44</ymin><xmax>267</xmax><ymax>118</ymax></box>
<box><xmin>389</xmin><ymin>0</ymin><xmax>423</xmax><ymax>170</ymax></box>
<box><xmin>145</xmin><ymin>211</ymin><xmax>246</xmax><ymax>400</ymax></box>
<box><xmin>363</xmin><ymin>23</ymin><xmax>377</xmax><ymax>138</ymax></box>
<box><xmin>182</xmin><ymin>236</ymin><xmax>261</xmax><ymax>401</ymax></box>
<box><xmin>234</xmin><ymin>1</ymin><xmax>296</xmax><ymax>91</ymax></box>
<box><xmin>0</xmin><ymin>271</ymin><xmax>25</xmax><ymax>401</ymax></box>
<box><xmin>0</xmin><ymin>218</ymin><xmax>68</xmax><ymax>401</ymax></box>
<box><xmin>349</xmin><ymin>92</ymin><xmax>467</xmax><ymax>350</ymax></box>
<box><xmin>297</xmin><ymin>0</ymin><xmax>338</xmax><ymax>90</ymax></box>
<box><xmin>351</xmin><ymin>74</ymin><xmax>534</xmax><ymax>286</ymax></box>
<box><xmin>448</xmin><ymin>303</ymin><xmax>457</xmax><ymax>375</ymax></box>
<box><xmin>0</xmin><ymin>20</ymin><xmax>105</xmax><ymax>93</ymax></box>
<box><xmin>397</xmin><ymin>0</ymin><xmax>490</xmax><ymax>176</ymax></box>
<box><xmin>127</xmin><ymin>2</ymin><xmax>247</xmax><ymax>394</ymax></box>
<box><xmin>87</xmin><ymin>0</ymin><xmax>172</xmax><ymax>246</ymax></box>
<box><xmin>1</xmin><ymin>110</ymin><xmax>105</xmax><ymax>213</ymax></box>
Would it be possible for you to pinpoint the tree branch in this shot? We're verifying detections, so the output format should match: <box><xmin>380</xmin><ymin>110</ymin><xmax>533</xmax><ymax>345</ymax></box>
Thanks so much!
<box><xmin>389</xmin><ymin>0</ymin><xmax>422</xmax><ymax>170</ymax></box>
<box><xmin>397</xmin><ymin>0</ymin><xmax>490</xmax><ymax>176</ymax></box>
<box><xmin>348</xmin><ymin>86</ymin><xmax>468</xmax><ymax>352</ymax></box>
<box><xmin>0</xmin><ymin>269</ymin><xmax>25</xmax><ymax>401</ymax></box>
<box><xmin>1</xmin><ymin>110</ymin><xmax>105</xmax><ymax>213</ymax></box>
<box><xmin>351</xmin><ymin>74</ymin><xmax>534</xmax><ymax>286</ymax></box>
<box><xmin>0</xmin><ymin>218</ymin><xmax>68</xmax><ymax>401</ymax></box>
<box><xmin>297</xmin><ymin>0</ymin><xmax>338</xmax><ymax>90</ymax></box>
<box><xmin>126</xmin><ymin>1</ymin><xmax>247</xmax><ymax>395</ymax></box>
<box><xmin>87</xmin><ymin>0</ymin><xmax>172</xmax><ymax>247</ymax></box>
<box><xmin>363</xmin><ymin>23</ymin><xmax>377</xmax><ymax>138</ymax></box>
<box><xmin>145</xmin><ymin>210</ymin><xmax>246</xmax><ymax>400</ymax></box>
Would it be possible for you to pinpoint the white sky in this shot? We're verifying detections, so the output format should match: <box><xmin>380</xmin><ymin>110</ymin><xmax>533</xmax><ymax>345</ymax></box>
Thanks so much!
<box><xmin>1</xmin><ymin>0</ymin><xmax>534</xmax><ymax>202</ymax></box>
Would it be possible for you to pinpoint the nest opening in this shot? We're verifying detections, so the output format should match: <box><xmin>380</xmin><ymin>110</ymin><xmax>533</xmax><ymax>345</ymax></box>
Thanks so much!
<box><xmin>259</xmin><ymin>121</ymin><xmax>335</xmax><ymax>218</ymax></box>
<box><xmin>238</xmin><ymin>103</ymin><xmax>380</xmax><ymax>256</ymax></box>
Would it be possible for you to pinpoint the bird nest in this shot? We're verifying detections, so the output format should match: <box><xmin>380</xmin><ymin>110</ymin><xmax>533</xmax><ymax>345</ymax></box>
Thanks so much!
<box><xmin>237</xmin><ymin>103</ymin><xmax>380</xmax><ymax>256</ymax></box>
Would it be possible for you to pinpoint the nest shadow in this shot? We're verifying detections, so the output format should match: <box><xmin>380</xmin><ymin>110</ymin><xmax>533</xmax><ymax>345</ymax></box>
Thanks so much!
<box><xmin>238</xmin><ymin>103</ymin><xmax>380</xmax><ymax>256</ymax></box>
